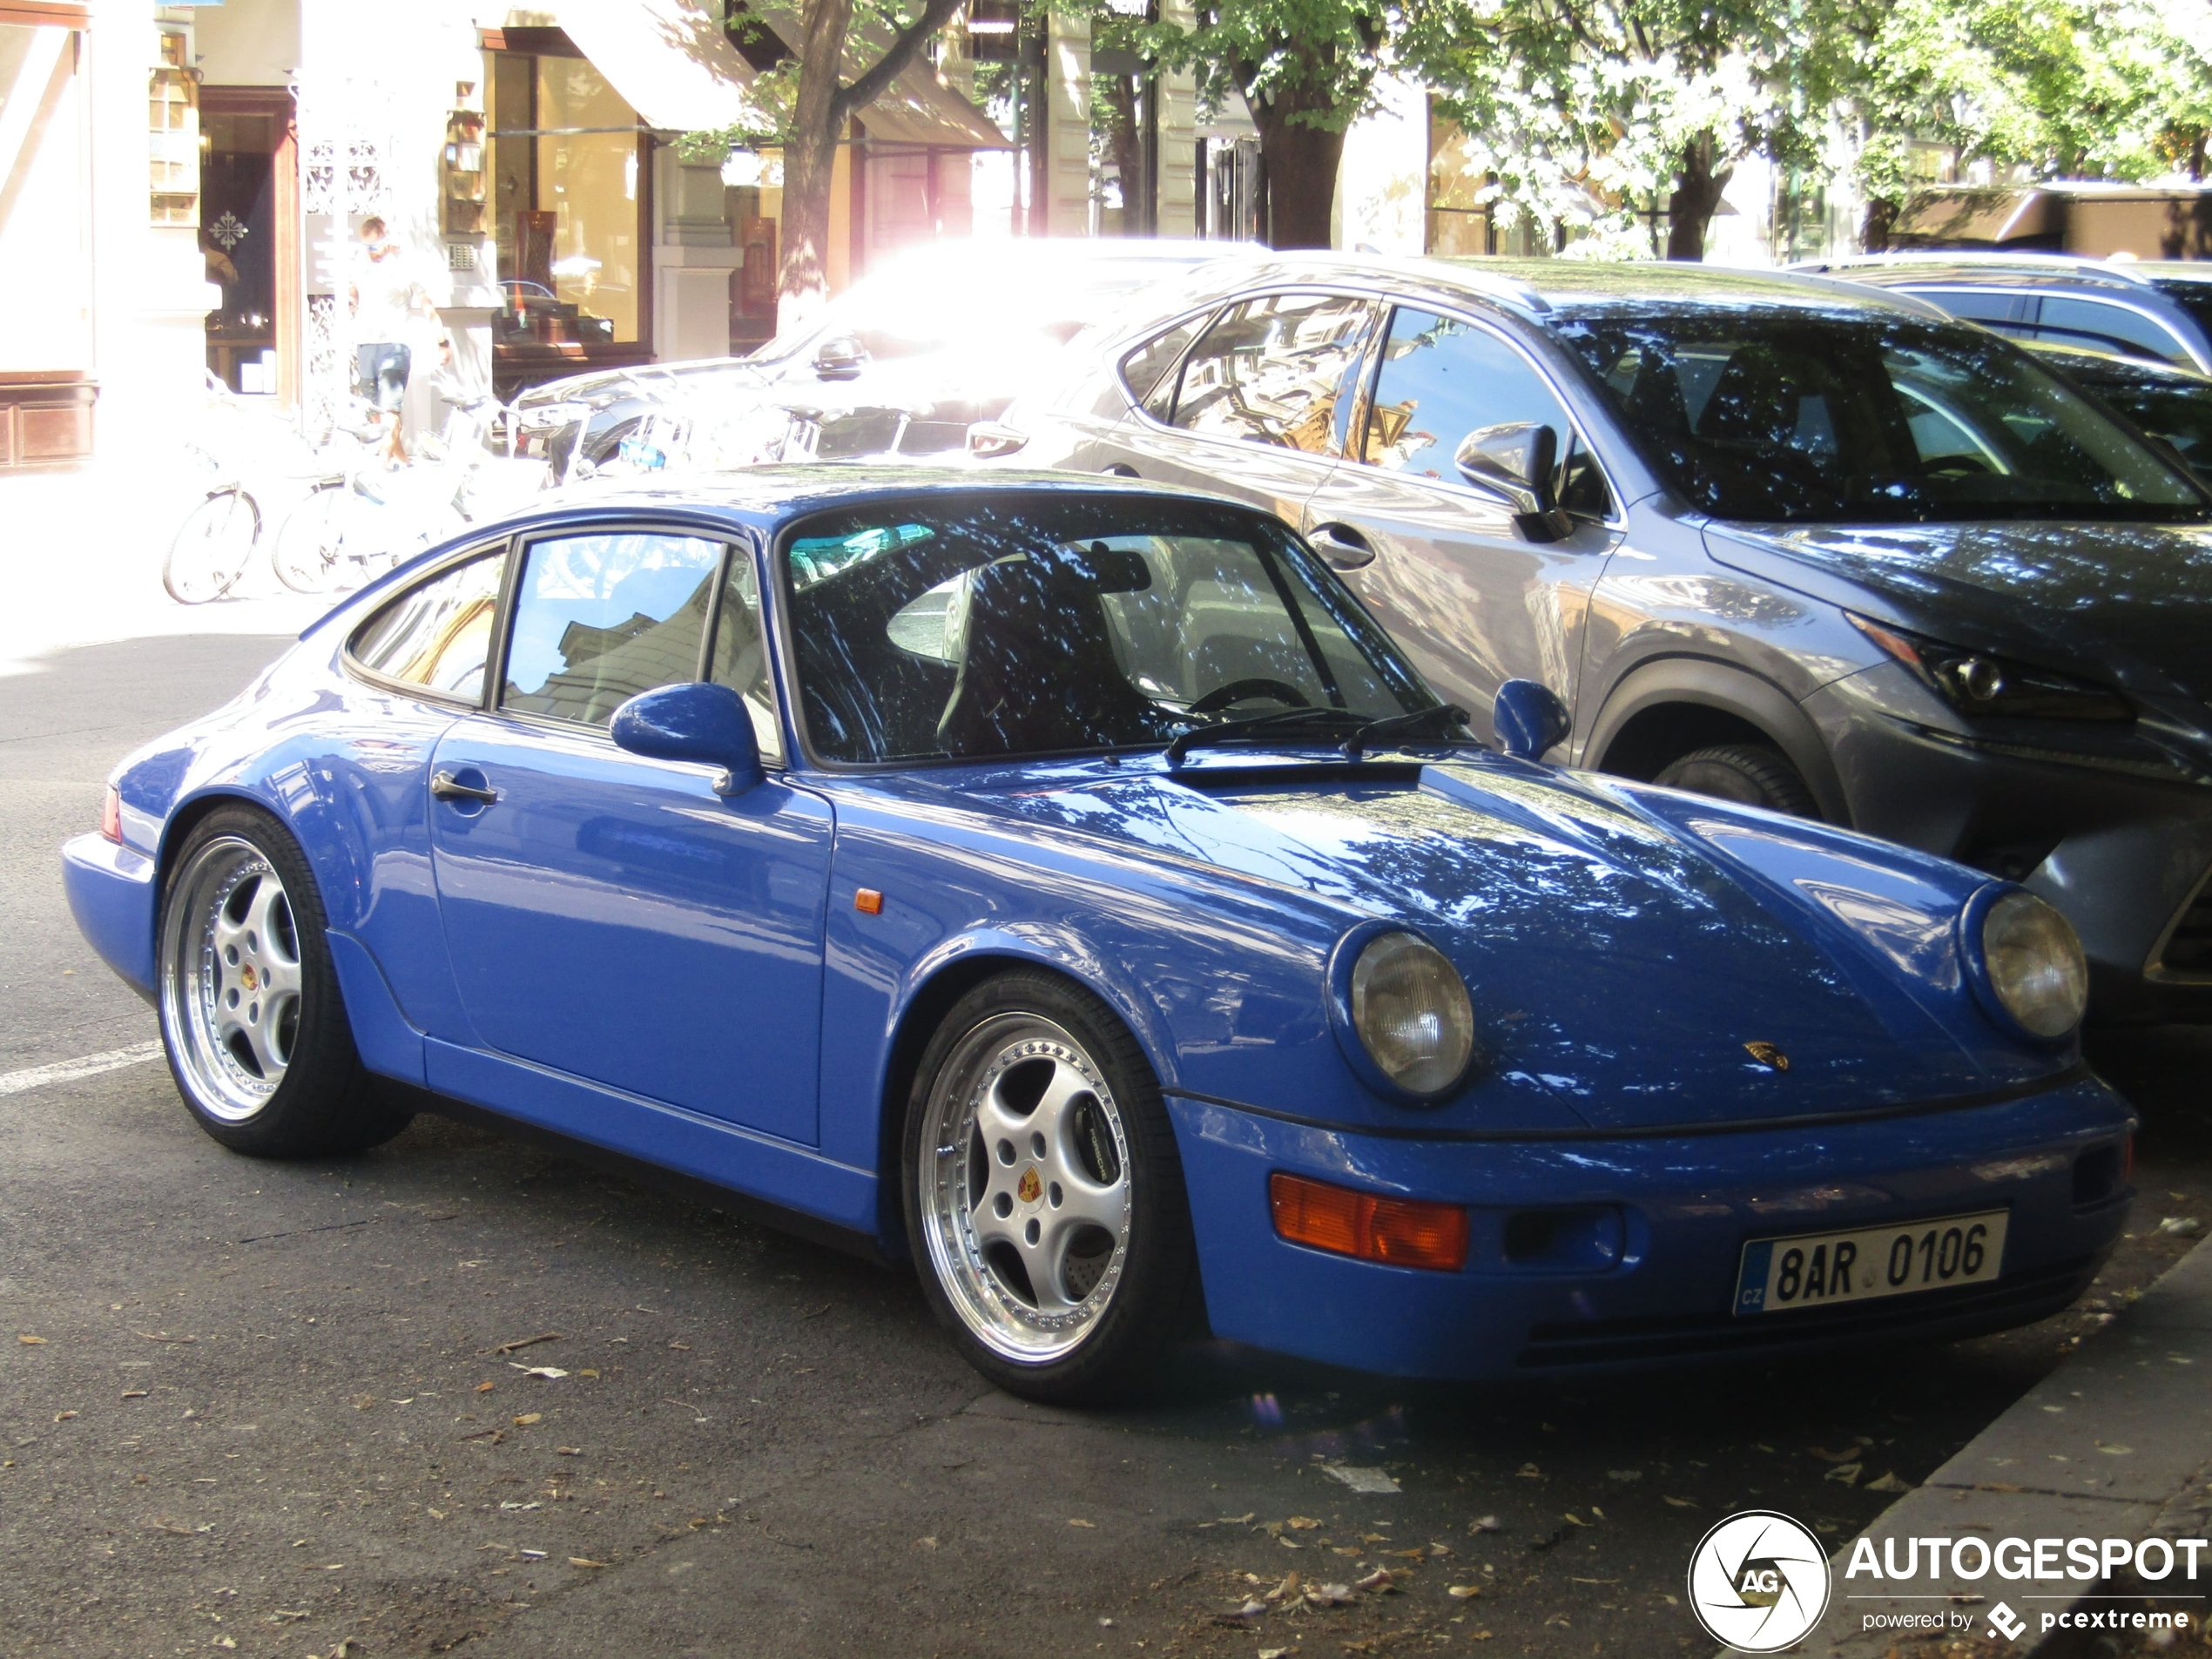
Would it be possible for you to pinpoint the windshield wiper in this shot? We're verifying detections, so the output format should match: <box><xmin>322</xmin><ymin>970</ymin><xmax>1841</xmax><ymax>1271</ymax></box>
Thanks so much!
<box><xmin>1163</xmin><ymin>707</ymin><xmax>1369</xmax><ymax>767</ymax></box>
<box><xmin>1340</xmin><ymin>703</ymin><xmax>1473</xmax><ymax>760</ymax></box>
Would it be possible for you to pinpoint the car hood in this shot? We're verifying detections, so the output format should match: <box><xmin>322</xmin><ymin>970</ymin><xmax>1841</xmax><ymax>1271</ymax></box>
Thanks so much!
<box><xmin>956</xmin><ymin>753</ymin><xmax>2057</xmax><ymax>1132</ymax></box>
<box><xmin>515</xmin><ymin>360</ymin><xmax>764</xmax><ymax>408</ymax></box>
<box><xmin>1705</xmin><ymin>519</ymin><xmax>2212</xmax><ymax>721</ymax></box>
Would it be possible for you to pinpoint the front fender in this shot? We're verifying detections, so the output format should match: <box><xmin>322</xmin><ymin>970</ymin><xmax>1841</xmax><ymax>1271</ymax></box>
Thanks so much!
<box><xmin>1583</xmin><ymin>652</ymin><xmax>1850</xmax><ymax>823</ymax></box>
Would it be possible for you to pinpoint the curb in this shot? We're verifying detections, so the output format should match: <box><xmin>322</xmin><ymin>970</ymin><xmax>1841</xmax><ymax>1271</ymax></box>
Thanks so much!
<box><xmin>1732</xmin><ymin>1238</ymin><xmax>2212</xmax><ymax>1656</ymax></box>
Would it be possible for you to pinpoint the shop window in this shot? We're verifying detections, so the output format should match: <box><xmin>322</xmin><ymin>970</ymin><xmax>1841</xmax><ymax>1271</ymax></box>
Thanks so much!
<box><xmin>150</xmin><ymin>28</ymin><xmax>199</xmax><ymax>226</ymax></box>
<box><xmin>486</xmin><ymin>42</ymin><xmax>644</xmax><ymax>347</ymax></box>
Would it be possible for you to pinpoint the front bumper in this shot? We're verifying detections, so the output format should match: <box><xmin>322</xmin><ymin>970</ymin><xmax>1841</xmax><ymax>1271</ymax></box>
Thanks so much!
<box><xmin>1808</xmin><ymin>671</ymin><xmax>2212</xmax><ymax>1022</ymax></box>
<box><xmin>1168</xmin><ymin>1077</ymin><xmax>2133</xmax><ymax>1380</ymax></box>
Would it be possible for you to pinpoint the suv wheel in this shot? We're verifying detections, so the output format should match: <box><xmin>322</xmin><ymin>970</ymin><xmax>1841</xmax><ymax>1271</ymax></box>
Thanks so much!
<box><xmin>1653</xmin><ymin>743</ymin><xmax>1817</xmax><ymax>817</ymax></box>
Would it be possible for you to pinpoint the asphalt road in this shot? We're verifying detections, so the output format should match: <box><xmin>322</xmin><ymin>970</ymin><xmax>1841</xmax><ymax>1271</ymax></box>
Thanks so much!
<box><xmin>3</xmin><ymin>633</ymin><xmax>2208</xmax><ymax>1659</ymax></box>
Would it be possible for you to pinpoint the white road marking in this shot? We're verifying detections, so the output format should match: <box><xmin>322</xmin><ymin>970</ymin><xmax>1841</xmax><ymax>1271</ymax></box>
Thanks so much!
<box><xmin>0</xmin><ymin>1042</ymin><xmax>163</xmax><ymax>1097</ymax></box>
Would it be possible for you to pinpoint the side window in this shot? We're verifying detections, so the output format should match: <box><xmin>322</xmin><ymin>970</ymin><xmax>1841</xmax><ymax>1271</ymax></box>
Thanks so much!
<box><xmin>502</xmin><ymin>531</ymin><xmax>724</xmax><ymax>726</ymax></box>
<box><xmin>2030</xmin><ymin>297</ymin><xmax>2195</xmax><ymax>367</ymax></box>
<box><xmin>1168</xmin><ymin>293</ymin><xmax>1378</xmax><ymax>453</ymax></box>
<box><xmin>347</xmin><ymin>549</ymin><xmax>504</xmax><ymax>699</ymax></box>
<box><xmin>1364</xmin><ymin>307</ymin><xmax>1611</xmax><ymax>517</ymax></box>
<box><xmin>1120</xmin><ymin>313</ymin><xmax>1211</xmax><ymax>420</ymax></box>
<box><xmin>1906</xmin><ymin>288</ymin><xmax>2027</xmax><ymax>326</ymax></box>
<box><xmin>706</xmin><ymin>551</ymin><xmax>783</xmax><ymax>764</ymax></box>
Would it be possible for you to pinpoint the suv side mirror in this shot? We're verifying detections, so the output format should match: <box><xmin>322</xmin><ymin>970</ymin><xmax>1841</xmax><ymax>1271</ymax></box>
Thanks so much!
<box><xmin>1492</xmin><ymin>678</ymin><xmax>1571</xmax><ymax>762</ymax></box>
<box><xmin>813</xmin><ymin>335</ymin><xmax>867</xmax><ymax>381</ymax></box>
<box><xmin>610</xmin><ymin>682</ymin><xmax>764</xmax><ymax>796</ymax></box>
<box><xmin>1455</xmin><ymin>422</ymin><xmax>1573</xmax><ymax>543</ymax></box>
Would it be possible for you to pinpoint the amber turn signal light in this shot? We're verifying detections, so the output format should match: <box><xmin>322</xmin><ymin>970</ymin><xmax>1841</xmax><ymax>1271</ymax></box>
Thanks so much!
<box><xmin>101</xmin><ymin>785</ymin><xmax>122</xmax><ymax>845</ymax></box>
<box><xmin>1269</xmin><ymin>1172</ymin><xmax>1468</xmax><ymax>1272</ymax></box>
<box><xmin>853</xmin><ymin>887</ymin><xmax>884</xmax><ymax>914</ymax></box>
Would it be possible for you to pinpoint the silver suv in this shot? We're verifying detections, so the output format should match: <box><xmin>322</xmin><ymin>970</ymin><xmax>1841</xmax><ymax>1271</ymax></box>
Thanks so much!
<box><xmin>980</xmin><ymin>255</ymin><xmax>2212</xmax><ymax>1021</ymax></box>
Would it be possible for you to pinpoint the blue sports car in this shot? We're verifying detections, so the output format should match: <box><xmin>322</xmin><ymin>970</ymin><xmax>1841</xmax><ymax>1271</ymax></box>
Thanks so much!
<box><xmin>64</xmin><ymin>471</ymin><xmax>2133</xmax><ymax>1400</ymax></box>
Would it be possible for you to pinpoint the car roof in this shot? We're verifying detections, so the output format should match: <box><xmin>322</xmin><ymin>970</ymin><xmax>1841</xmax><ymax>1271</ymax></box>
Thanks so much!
<box><xmin>1120</xmin><ymin>251</ymin><xmax>1952</xmax><ymax>321</ymax></box>
<box><xmin>488</xmin><ymin>464</ymin><xmax>1256</xmax><ymax>534</ymax></box>
<box><xmin>1793</xmin><ymin>252</ymin><xmax>2169</xmax><ymax>292</ymax></box>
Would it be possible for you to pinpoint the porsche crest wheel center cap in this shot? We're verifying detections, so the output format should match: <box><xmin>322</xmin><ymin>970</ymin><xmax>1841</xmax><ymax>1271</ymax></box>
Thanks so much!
<box><xmin>1016</xmin><ymin>1166</ymin><xmax>1042</xmax><ymax>1204</ymax></box>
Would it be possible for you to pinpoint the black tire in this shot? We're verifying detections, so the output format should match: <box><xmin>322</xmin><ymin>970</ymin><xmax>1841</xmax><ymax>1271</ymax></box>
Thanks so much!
<box><xmin>1652</xmin><ymin>742</ymin><xmax>1818</xmax><ymax>817</ymax></box>
<box><xmin>901</xmin><ymin>969</ymin><xmax>1202</xmax><ymax>1405</ymax></box>
<box><xmin>156</xmin><ymin>805</ymin><xmax>413</xmax><ymax>1157</ymax></box>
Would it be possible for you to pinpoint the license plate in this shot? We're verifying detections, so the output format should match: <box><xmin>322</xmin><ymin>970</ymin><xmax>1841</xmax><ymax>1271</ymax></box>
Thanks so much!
<box><xmin>1734</xmin><ymin>1210</ymin><xmax>2008</xmax><ymax>1316</ymax></box>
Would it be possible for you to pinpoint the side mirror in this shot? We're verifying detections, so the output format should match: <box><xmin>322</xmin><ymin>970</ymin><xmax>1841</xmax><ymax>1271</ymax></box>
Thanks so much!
<box><xmin>1493</xmin><ymin>678</ymin><xmax>1571</xmax><ymax>762</ymax></box>
<box><xmin>813</xmin><ymin>335</ymin><xmax>867</xmax><ymax>381</ymax></box>
<box><xmin>610</xmin><ymin>682</ymin><xmax>764</xmax><ymax>796</ymax></box>
<box><xmin>1455</xmin><ymin>422</ymin><xmax>1573</xmax><ymax>543</ymax></box>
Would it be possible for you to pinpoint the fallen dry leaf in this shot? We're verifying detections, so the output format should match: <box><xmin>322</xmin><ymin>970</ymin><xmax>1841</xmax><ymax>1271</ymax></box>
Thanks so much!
<box><xmin>475</xmin><ymin>1380</ymin><xmax>496</xmax><ymax>1393</ymax></box>
<box><xmin>1260</xmin><ymin>1649</ymin><xmax>1290</xmax><ymax>1659</ymax></box>
<box><xmin>1663</xmin><ymin>1496</ymin><xmax>1696</xmax><ymax>1508</ymax></box>
<box><xmin>1067</xmin><ymin>1517</ymin><xmax>1095</xmax><ymax>1527</ymax></box>
<box><xmin>1286</xmin><ymin>1515</ymin><xmax>1321</xmax><ymax>1530</ymax></box>
<box><xmin>1304</xmin><ymin>1581</ymin><xmax>1356</xmax><ymax>1608</ymax></box>
<box><xmin>1808</xmin><ymin>1445</ymin><xmax>1859</xmax><ymax>1463</ymax></box>
<box><xmin>570</xmin><ymin>1557</ymin><xmax>609</xmax><ymax>1568</ymax></box>
<box><xmin>1448</xmin><ymin>1583</ymin><xmax>1484</xmax><ymax>1600</ymax></box>
<box><xmin>52</xmin><ymin>1411</ymin><xmax>75</xmax><ymax>1422</ymax></box>
<box><xmin>1824</xmin><ymin>1463</ymin><xmax>1863</xmax><ymax>1486</ymax></box>
<box><xmin>350</xmin><ymin>1395</ymin><xmax>376</xmax><ymax>1411</ymax></box>
<box><xmin>17</xmin><ymin>1335</ymin><xmax>45</xmax><ymax>1345</ymax></box>
<box><xmin>556</xmin><ymin>1447</ymin><xmax>583</xmax><ymax>1456</ymax></box>
<box><xmin>1865</xmin><ymin>1472</ymin><xmax>1911</xmax><ymax>1493</ymax></box>
<box><xmin>1354</xmin><ymin>1568</ymin><xmax>1400</xmax><ymax>1593</ymax></box>
<box><xmin>1262</xmin><ymin>1571</ymin><xmax>1300</xmax><ymax>1604</ymax></box>
<box><xmin>914</xmin><ymin>1536</ymin><xmax>939</xmax><ymax>1550</ymax></box>
<box><xmin>120</xmin><ymin>1390</ymin><xmax>147</xmax><ymax>1399</ymax></box>
<box><xmin>511</xmin><ymin>1366</ymin><xmax>569</xmax><ymax>1379</ymax></box>
<box><xmin>511</xmin><ymin>1413</ymin><xmax>542</xmax><ymax>1426</ymax></box>
<box><xmin>1468</xmin><ymin>1514</ymin><xmax>1503</xmax><ymax>1533</ymax></box>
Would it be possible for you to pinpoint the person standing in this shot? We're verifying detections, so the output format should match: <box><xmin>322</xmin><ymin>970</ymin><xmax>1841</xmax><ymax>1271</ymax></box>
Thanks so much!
<box><xmin>348</xmin><ymin>217</ymin><xmax>432</xmax><ymax>463</ymax></box>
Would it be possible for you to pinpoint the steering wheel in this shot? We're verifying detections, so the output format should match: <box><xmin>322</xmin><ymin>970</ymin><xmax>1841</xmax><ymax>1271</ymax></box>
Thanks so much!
<box><xmin>1189</xmin><ymin>678</ymin><xmax>1312</xmax><ymax>714</ymax></box>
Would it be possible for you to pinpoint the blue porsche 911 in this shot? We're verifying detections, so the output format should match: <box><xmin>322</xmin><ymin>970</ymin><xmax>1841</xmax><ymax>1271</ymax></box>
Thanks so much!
<box><xmin>64</xmin><ymin>471</ymin><xmax>2132</xmax><ymax>1400</ymax></box>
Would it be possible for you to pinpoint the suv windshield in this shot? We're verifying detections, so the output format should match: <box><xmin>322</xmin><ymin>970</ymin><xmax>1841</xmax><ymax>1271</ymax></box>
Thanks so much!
<box><xmin>780</xmin><ymin>498</ymin><xmax>1435</xmax><ymax>763</ymax></box>
<box><xmin>1551</xmin><ymin>307</ymin><xmax>2207</xmax><ymax>524</ymax></box>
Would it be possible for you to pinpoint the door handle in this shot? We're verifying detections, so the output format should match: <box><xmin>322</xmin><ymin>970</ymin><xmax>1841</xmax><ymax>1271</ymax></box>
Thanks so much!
<box><xmin>1308</xmin><ymin>523</ymin><xmax>1375</xmax><ymax>570</ymax></box>
<box><xmin>430</xmin><ymin>770</ymin><xmax>499</xmax><ymax>806</ymax></box>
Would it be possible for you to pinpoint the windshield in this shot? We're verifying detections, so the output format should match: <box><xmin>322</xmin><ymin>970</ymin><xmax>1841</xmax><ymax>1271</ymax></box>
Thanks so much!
<box><xmin>779</xmin><ymin>498</ymin><xmax>1435</xmax><ymax>763</ymax></box>
<box><xmin>1551</xmin><ymin>307</ymin><xmax>2208</xmax><ymax>523</ymax></box>
<box><xmin>2087</xmin><ymin>374</ymin><xmax>2212</xmax><ymax>472</ymax></box>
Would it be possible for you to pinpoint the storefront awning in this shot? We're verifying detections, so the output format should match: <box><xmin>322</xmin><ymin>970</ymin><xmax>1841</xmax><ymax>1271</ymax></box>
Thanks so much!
<box><xmin>554</xmin><ymin>0</ymin><xmax>771</xmax><ymax>133</ymax></box>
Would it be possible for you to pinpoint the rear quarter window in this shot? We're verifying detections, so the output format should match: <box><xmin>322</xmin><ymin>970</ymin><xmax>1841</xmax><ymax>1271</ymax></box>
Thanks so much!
<box><xmin>347</xmin><ymin>550</ymin><xmax>505</xmax><ymax>700</ymax></box>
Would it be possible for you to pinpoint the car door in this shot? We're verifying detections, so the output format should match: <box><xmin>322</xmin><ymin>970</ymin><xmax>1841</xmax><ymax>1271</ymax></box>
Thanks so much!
<box><xmin>1090</xmin><ymin>290</ymin><xmax>1383</xmax><ymax>531</ymax></box>
<box><xmin>1301</xmin><ymin>304</ymin><xmax>1622</xmax><ymax>745</ymax></box>
<box><xmin>425</xmin><ymin>524</ymin><xmax>832</xmax><ymax>1146</ymax></box>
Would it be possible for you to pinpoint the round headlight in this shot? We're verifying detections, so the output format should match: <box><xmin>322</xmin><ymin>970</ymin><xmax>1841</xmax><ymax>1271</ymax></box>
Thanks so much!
<box><xmin>1979</xmin><ymin>890</ymin><xmax>2088</xmax><ymax>1040</ymax></box>
<box><xmin>1351</xmin><ymin>931</ymin><xmax>1476</xmax><ymax>1096</ymax></box>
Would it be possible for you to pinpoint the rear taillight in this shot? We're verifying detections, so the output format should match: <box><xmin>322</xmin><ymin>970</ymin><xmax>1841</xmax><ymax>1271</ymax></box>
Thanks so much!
<box><xmin>100</xmin><ymin>785</ymin><xmax>121</xmax><ymax>844</ymax></box>
<box><xmin>1269</xmin><ymin>1172</ymin><xmax>1468</xmax><ymax>1272</ymax></box>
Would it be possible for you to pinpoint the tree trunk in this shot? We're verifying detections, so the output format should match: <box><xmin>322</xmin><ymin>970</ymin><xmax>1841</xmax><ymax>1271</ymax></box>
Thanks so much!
<box><xmin>1246</xmin><ymin>92</ymin><xmax>1347</xmax><ymax>249</ymax></box>
<box><xmin>1860</xmin><ymin>195</ymin><xmax>1899</xmax><ymax>253</ymax></box>
<box><xmin>1664</xmin><ymin>132</ymin><xmax>1731</xmax><ymax>261</ymax></box>
<box><xmin>778</xmin><ymin>0</ymin><xmax>858</xmax><ymax>327</ymax></box>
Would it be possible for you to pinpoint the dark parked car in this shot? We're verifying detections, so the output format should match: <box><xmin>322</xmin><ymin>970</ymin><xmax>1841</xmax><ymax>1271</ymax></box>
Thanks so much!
<box><xmin>981</xmin><ymin>255</ymin><xmax>2212</xmax><ymax>1021</ymax></box>
<box><xmin>513</xmin><ymin>239</ymin><xmax>1257</xmax><ymax>479</ymax></box>
<box><xmin>1799</xmin><ymin>253</ymin><xmax>2212</xmax><ymax>372</ymax></box>
<box><xmin>2027</xmin><ymin>344</ymin><xmax>2212</xmax><ymax>478</ymax></box>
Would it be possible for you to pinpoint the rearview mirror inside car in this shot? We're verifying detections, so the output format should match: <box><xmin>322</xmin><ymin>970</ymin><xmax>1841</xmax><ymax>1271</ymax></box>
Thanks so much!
<box><xmin>1455</xmin><ymin>422</ymin><xmax>1573</xmax><ymax>543</ymax></box>
<box><xmin>610</xmin><ymin>682</ymin><xmax>764</xmax><ymax>797</ymax></box>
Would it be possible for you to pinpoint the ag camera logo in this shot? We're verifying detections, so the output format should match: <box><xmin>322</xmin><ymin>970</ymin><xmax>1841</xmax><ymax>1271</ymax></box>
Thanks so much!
<box><xmin>1689</xmin><ymin>1509</ymin><xmax>1832</xmax><ymax>1652</ymax></box>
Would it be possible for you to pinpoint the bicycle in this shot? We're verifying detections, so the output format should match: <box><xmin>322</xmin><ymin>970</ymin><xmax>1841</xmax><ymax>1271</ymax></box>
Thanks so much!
<box><xmin>272</xmin><ymin>393</ymin><xmax>528</xmax><ymax>596</ymax></box>
<box><xmin>161</xmin><ymin>441</ymin><xmax>263</xmax><ymax>604</ymax></box>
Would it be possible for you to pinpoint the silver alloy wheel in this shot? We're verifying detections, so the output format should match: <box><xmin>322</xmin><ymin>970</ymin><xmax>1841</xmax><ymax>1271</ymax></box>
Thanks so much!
<box><xmin>159</xmin><ymin>836</ymin><xmax>305</xmax><ymax>1121</ymax></box>
<box><xmin>918</xmin><ymin>1014</ymin><xmax>1135</xmax><ymax>1363</ymax></box>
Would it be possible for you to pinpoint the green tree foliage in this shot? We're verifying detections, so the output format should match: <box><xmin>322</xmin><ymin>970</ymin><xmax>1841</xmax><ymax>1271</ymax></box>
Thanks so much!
<box><xmin>1856</xmin><ymin>0</ymin><xmax>2212</xmax><ymax>241</ymax></box>
<box><xmin>1401</xmin><ymin>0</ymin><xmax>1855</xmax><ymax>260</ymax></box>
<box><xmin>1079</xmin><ymin>0</ymin><xmax>1398</xmax><ymax>247</ymax></box>
<box><xmin>679</xmin><ymin>0</ymin><xmax>965</xmax><ymax>319</ymax></box>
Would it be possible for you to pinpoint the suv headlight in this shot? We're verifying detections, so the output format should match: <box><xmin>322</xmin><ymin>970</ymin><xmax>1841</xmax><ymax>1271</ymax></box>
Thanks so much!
<box><xmin>1964</xmin><ymin>887</ymin><xmax>2088</xmax><ymax>1041</ymax></box>
<box><xmin>1332</xmin><ymin>927</ymin><xmax>1477</xmax><ymax>1100</ymax></box>
<box><xmin>1849</xmin><ymin>614</ymin><xmax>2131</xmax><ymax>724</ymax></box>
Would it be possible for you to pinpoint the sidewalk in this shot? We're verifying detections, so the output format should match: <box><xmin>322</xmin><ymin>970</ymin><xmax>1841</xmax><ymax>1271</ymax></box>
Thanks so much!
<box><xmin>1</xmin><ymin>466</ymin><xmax>334</xmax><ymax>673</ymax></box>
<box><xmin>1783</xmin><ymin>1238</ymin><xmax>2212</xmax><ymax>1656</ymax></box>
